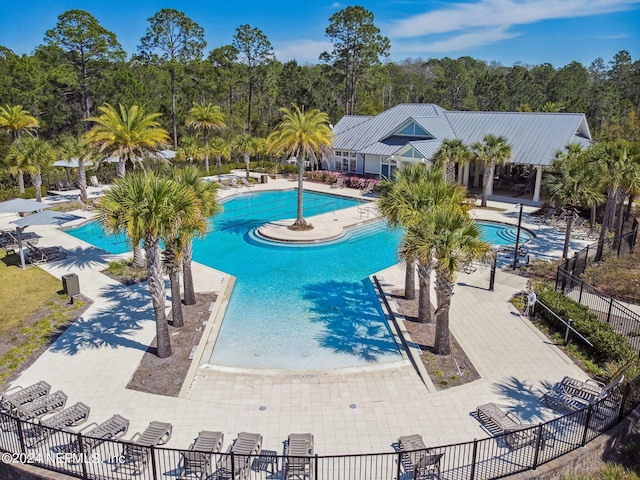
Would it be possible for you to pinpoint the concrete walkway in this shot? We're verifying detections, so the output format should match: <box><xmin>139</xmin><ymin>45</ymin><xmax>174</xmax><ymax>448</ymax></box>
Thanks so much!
<box><xmin>2</xmin><ymin>178</ymin><xmax>590</xmax><ymax>455</ymax></box>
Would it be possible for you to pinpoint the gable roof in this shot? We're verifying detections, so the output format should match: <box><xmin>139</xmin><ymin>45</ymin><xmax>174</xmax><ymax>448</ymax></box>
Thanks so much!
<box><xmin>332</xmin><ymin>104</ymin><xmax>592</xmax><ymax>166</ymax></box>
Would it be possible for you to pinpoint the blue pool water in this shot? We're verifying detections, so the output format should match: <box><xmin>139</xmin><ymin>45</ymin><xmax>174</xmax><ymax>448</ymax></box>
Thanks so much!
<box><xmin>65</xmin><ymin>190</ymin><xmax>531</xmax><ymax>369</ymax></box>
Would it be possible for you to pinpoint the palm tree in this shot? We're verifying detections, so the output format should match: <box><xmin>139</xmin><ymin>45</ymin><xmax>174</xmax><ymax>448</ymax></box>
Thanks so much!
<box><xmin>0</xmin><ymin>105</ymin><xmax>39</xmax><ymax>194</ymax></box>
<box><xmin>267</xmin><ymin>104</ymin><xmax>334</xmax><ymax>230</ymax></box>
<box><xmin>97</xmin><ymin>172</ymin><xmax>200</xmax><ymax>358</ymax></box>
<box><xmin>186</xmin><ymin>102</ymin><xmax>227</xmax><ymax>175</ymax></box>
<box><xmin>166</xmin><ymin>166</ymin><xmax>221</xmax><ymax>306</ymax></box>
<box><xmin>544</xmin><ymin>144</ymin><xmax>605</xmax><ymax>258</ymax></box>
<box><xmin>176</xmin><ymin>136</ymin><xmax>204</xmax><ymax>165</ymax></box>
<box><xmin>378</xmin><ymin>165</ymin><xmax>471</xmax><ymax>323</ymax></box>
<box><xmin>590</xmin><ymin>142</ymin><xmax>640</xmax><ymax>261</ymax></box>
<box><xmin>209</xmin><ymin>137</ymin><xmax>231</xmax><ymax>181</ymax></box>
<box><xmin>6</xmin><ymin>137</ymin><xmax>55</xmax><ymax>202</ymax></box>
<box><xmin>59</xmin><ymin>136</ymin><xmax>97</xmax><ymax>204</ymax></box>
<box><xmin>435</xmin><ymin>139</ymin><xmax>470</xmax><ymax>183</ymax></box>
<box><xmin>84</xmin><ymin>103</ymin><xmax>169</xmax><ymax>178</ymax></box>
<box><xmin>431</xmin><ymin>210</ymin><xmax>491</xmax><ymax>355</ymax></box>
<box><xmin>233</xmin><ymin>134</ymin><xmax>258</xmax><ymax>180</ymax></box>
<box><xmin>471</xmin><ymin>134</ymin><xmax>512</xmax><ymax>208</ymax></box>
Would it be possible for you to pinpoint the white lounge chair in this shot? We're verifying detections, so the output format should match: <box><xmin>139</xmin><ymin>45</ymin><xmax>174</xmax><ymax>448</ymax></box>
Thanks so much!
<box><xmin>115</xmin><ymin>421</ymin><xmax>173</xmax><ymax>475</ymax></box>
<box><xmin>285</xmin><ymin>433</ymin><xmax>314</xmax><ymax>480</ymax></box>
<box><xmin>26</xmin><ymin>402</ymin><xmax>90</xmax><ymax>447</ymax></box>
<box><xmin>397</xmin><ymin>434</ymin><xmax>444</xmax><ymax>480</ymax></box>
<box><xmin>181</xmin><ymin>430</ymin><xmax>224</xmax><ymax>479</ymax></box>
<box><xmin>476</xmin><ymin>403</ymin><xmax>539</xmax><ymax>449</ymax></box>
<box><xmin>216</xmin><ymin>431</ymin><xmax>262</xmax><ymax>479</ymax></box>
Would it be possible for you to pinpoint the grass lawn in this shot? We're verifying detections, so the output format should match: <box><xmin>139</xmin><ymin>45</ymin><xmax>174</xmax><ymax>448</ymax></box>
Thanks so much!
<box><xmin>0</xmin><ymin>250</ymin><xmax>62</xmax><ymax>335</ymax></box>
<box><xmin>0</xmin><ymin>250</ymin><xmax>89</xmax><ymax>385</ymax></box>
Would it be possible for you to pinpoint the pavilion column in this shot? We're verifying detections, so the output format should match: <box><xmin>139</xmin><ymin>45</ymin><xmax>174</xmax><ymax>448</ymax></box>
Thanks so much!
<box><xmin>462</xmin><ymin>161</ymin><xmax>470</xmax><ymax>186</ymax></box>
<box><xmin>473</xmin><ymin>160</ymin><xmax>481</xmax><ymax>187</ymax></box>
<box><xmin>533</xmin><ymin>165</ymin><xmax>543</xmax><ymax>202</ymax></box>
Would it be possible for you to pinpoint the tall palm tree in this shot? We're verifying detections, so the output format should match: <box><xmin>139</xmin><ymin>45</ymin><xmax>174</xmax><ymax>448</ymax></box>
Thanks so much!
<box><xmin>97</xmin><ymin>172</ymin><xmax>199</xmax><ymax>358</ymax></box>
<box><xmin>166</xmin><ymin>166</ymin><xmax>221</xmax><ymax>306</ymax></box>
<box><xmin>431</xmin><ymin>210</ymin><xmax>491</xmax><ymax>355</ymax></box>
<box><xmin>267</xmin><ymin>104</ymin><xmax>334</xmax><ymax>230</ymax></box>
<box><xmin>209</xmin><ymin>137</ymin><xmax>231</xmax><ymax>181</ymax></box>
<box><xmin>6</xmin><ymin>137</ymin><xmax>55</xmax><ymax>202</ymax></box>
<box><xmin>590</xmin><ymin>142</ymin><xmax>640</xmax><ymax>261</ymax></box>
<box><xmin>0</xmin><ymin>105</ymin><xmax>39</xmax><ymax>194</ymax></box>
<box><xmin>471</xmin><ymin>134</ymin><xmax>512</xmax><ymax>208</ymax></box>
<box><xmin>544</xmin><ymin>144</ymin><xmax>605</xmax><ymax>258</ymax></box>
<box><xmin>435</xmin><ymin>139</ymin><xmax>470</xmax><ymax>183</ymax></box>
<box><xmin>378</xmin><ymin>165</ymin><xmax>471</xmax><ymax>323</ymax></box>
<box><xmin>186</xmin><ymin>102</ymin><xmax>227</xmax><ymax>175</ymax></box>
<box><xmin>84</xmin><ymin>103</ymin><xmax>169</xmax><ymax>178</ymax></box>
<box><xmin>176</xmin><ymin>136</ymin><xmax>204</xmax><ymax>165</ymax></box>
<box><xmin>59</xmin><ymin>136</ymin><xmax>98</xmax><ymax>204</ymax></box>
<box><xmin>233</xmin><ymin>134</ymin><xmax>258</xmax><ymax>180</ymax></box>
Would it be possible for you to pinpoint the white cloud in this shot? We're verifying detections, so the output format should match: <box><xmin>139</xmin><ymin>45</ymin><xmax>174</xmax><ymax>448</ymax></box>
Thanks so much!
<box><xmin>397</xmin><ymin>27</ymin><xmax>521</xmax><ymax>54</ymax></box>
<box><xmin>273</xmin><ymin>39</ymin><xmax>334</xmax><ymax>63</ymax></box>
<box><xmin>388</xmin><ymin>0</ymin><xmax>640</xmax><ymax>37</ymax></box>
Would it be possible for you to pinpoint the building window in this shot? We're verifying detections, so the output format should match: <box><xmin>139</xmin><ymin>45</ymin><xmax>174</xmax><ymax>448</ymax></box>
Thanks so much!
<box><xmin>334</xmin><ymin>150</ymin><xmax>356</xmax><ymax>173</ymax></box>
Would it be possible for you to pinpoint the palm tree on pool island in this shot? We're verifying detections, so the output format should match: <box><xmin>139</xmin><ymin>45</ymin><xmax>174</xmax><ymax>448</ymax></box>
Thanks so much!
<box><xmin>268</xmin><ymin>104</ymin><xmax>335</xmax><ymax>230</ymax></box>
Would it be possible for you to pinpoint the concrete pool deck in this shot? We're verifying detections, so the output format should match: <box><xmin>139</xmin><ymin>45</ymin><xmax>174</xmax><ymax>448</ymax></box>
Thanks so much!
<box><xmin>1</xmin><ymin>178</ymin><xmax>595</xmax><ymax>455</ymax></box>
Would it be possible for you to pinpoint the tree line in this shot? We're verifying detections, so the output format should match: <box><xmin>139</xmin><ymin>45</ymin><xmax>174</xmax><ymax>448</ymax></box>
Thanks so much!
<box><xmin>0</xmin><ymin>6</ymin><xmax>638</xmax><ymax>160</ymax></box>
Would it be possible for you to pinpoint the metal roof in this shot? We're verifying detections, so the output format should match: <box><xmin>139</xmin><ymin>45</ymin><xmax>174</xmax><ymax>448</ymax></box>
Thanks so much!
<box><xmin>332</xmin><ymin>104</ymin><xmax>592</xmax><ymax>166</ymax></box>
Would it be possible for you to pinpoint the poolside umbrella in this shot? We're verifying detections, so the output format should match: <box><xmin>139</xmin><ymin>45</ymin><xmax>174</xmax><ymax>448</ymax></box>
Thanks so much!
<box><xmin>10</xmin><ymin>210</ymin><xmax>79</xmax><ymax>270</ymax></box>
<box><xmin>0</xmin><ymin>198</ymin><xmax>49</xmax><ymax>214</ymax></box>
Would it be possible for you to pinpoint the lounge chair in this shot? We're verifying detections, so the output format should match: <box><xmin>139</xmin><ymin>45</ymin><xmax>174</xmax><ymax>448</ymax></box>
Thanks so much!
<box><xmin>26</xmin><ymin>402</ymin><xmax>90</xmax><ymax>447</ymax></box>
<box><xmin>57</xmin><ymin>414</ymin><xmax>130</xmax><ymax>458</ymax></box>
<box><xmin>361</xmin><ymin>180</ymin><xmax>375</xmax><ymax>195</ymax></box>
<box><xmin>216</xmin><ymin>431</ymin><xmax>262</xmax><ymax>479</ymax></box>
<box><xmin>330</xmin><ymin>177</ymin><xmax>344</xmax><ymax>189</ymax></box>
<box><xmin>397</xmin><ymin>434</ymin><xmax>444</xmax><ymax>480</ymax></box>
<box><xmin>90</xmin><ymin>175</ymin><xmax>102</xmax><ymax>187</ymax></box>
<box><xmin>1</xmin><ymin>381</ymin><xmax>51</xmax><ymax>413</ymax></box>
<box><xmin>285</xmin><ymin>433</ymin><xmax>314</xmax><ymax>480</ymax></box>
<box><xmin>13</xmin><ymin>391</ymin><xmax>68</xmax><ymax>421</ymax></box>
<box><xmin>533</xmin><ymin>208</ymin><xmax>556</xmax><ymax>225</ymax></box>
<box><xmin>55</xmin><ymin>180</ymin><xmax>70</xmax><ymax>191</ymax></box>
<box><xmin>181</xmin><ymin>430</ymin><xmax>224</xmax><ymax>479</ymax></box>
<box><xmin>63</xmin><ymin>179</ymin><xmax>73</xmax><ymax>190</ymax></box>
<box><xmin>240</xmin><ymin>178</ymin><xmax>255</xmax><ymax>188</ymax></box>
<box><xmin>25</xmin><ymin>242</ymin><xmax>67</xmax><ymax>265</ymax></box>
<box><xmin>544</xmin><ymin>375</ymin><xmax>624</xmax><ymax>412</ymax></box>
<box><xmin>115</xmin><ymin>421</ymin><xmax>173</xmax><ymax>475</ymax></box>
<box><xmin>476</xmin><ymin>403</ymin><xmax>538</xmax><ymax>449</ymax></box>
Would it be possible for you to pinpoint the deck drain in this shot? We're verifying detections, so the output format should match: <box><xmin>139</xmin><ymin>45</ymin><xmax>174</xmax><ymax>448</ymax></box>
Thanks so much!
<box><xmin>349</xmin><ymin>404</ymin><xmax>357</xmax><ymax>409</ymax></box>
<box><xmin>259</xmin><ymin>406</ymin><xmax>267</xmax><ymax>411</ymax></box>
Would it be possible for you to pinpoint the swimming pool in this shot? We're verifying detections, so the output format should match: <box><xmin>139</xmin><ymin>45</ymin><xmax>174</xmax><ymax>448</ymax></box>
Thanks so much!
<box><xmin>65</xmin><ymin>191</ymin><xmax>532</xmax><ymax>370</ymax></box>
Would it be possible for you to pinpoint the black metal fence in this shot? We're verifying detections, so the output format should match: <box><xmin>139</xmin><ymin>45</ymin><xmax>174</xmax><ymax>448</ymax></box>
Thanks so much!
<box><xmin>0</xmin><ymin>387</ymin><xmax>631</xmax><ymax>480</ymax></box>
<box><xmin>566</xmin><ymin>216</ymin><xmax>638</xmax><ymax>278</ymax></box>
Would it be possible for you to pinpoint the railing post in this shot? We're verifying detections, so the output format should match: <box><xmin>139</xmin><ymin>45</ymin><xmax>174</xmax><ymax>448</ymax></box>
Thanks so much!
<box><xmin>565</xmin><ymin>319</ymin><xmax>573</xmax><ymax>345</ymax></box>
<box><xmin>149</xmin><ymin>445</ymin><xmax>158</xmax><ymax>480</ymax></box>
<box><xmin>396</xmin><ymin>451</ymin><xmax>403</xmax><ymax>480</ymax></box>
<box><xmin>15</xmin><ymin>417</ymin><xmax>26</xmax><ymax>454</ymax></box>
<box><xmin>231</xmin><ymin>452</ymin><xmax>235</xmax><ymax>478</ymax></box>
<box><xmin>579</xmin><ymin>280</ymin><xmax>584</xmax><ymax>303</ymax></box>
<box><xmin>555</xmin><ymin>266</ymin><xmax>560</xmax><ymax>291</ymax></box>
<box><xmin>314</xmin><ymin>453</ymin><xmax>319</xmax><ymax>480</ymax></box>
<box><xmin>584</xmin><ymin>245</ymin><xmax>589</xmax><ymax>270</ymax></box>
<box><xmin>572</xmin><ymin>252</ymin><xmax>578</xmax><ymax>273</ymax></box>
<box><xmin>607</xmin><ymin>297</ymin><xmax>614</xmax><ymax>323</ymax></box>
<box><xmin>581</xmin><ymin>405</ymin><xmax>593</xmax><ymax>447</ymax></box>
<box><xmin>77</xmin><ymin>433</ymin><xmax>88</xmax><ymax>479</ymax></box>
<box><xmin>469</xmin><ymin>438</ymin><xmax>478</xmax><ymax>480</ymax></box>
<box><xmin>532</xmin><ymin>424</ymin><xmax>544</xmax><ymax>469</ymax></box>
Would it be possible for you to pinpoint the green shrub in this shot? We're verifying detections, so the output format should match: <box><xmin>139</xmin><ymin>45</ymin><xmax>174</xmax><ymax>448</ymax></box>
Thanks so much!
<box><xmin>107</xmin><ymin>259</ymin><xmax>128</xmax><ymax>276</ymax></box>
<box><xmin>535</xmin><ymin>285</ymin><xmax>636</xmax><ymax>365</ymax></box>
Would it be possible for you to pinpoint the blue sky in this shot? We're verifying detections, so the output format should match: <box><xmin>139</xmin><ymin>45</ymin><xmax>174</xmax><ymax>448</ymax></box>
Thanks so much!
<box><xmin>1</xmin><ymin>0</ymin><xmax>639</xmax><ymax>67</ymax></box>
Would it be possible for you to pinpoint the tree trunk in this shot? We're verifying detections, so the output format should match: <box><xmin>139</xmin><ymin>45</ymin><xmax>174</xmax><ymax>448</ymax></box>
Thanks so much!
<box><xmin>480</xmin><ymin>161</ymin><xmax>494</xmax><ymax>208</ymax></box>
<box><xmin>293</xmin><ymin>159</ymin><xmax>307</xmax><ymax>229</ymax></box>
<box><xmin>116</xmin><ymin>159</ymin><xmax>126</xmax><ymax>178</ymax></box>
<box><xmin>596</xmin><ymin>189</ymin><xmax>616</xmax><ymax>261</ymax></box>
<box><xmin>217</xmin><ymin>155</ymin><xmax>222</xmax><ymax>182</ymax></box>
<box><xmin>562</xmin><ymin>211</ymin><xmax>574</xmax><ymax>259</ymax></box>
<box><xmin>204</xmin><ymin>131</ymin><xmax>210</xmax><ymax>175</ymax></box>
<box><xmin>182</xmin><ymin>240</ymin><xmax>196</xmax><ymax>305</ymax></box>
<box><xmin>132</xmin><ymin>244</ymin><xmax>145</xmax><ymax>268</ymax></box>
<box><xmin>446</xmin><ymin>160</ymin><xmax>456</xmax><ymax>183</ymax></box>
<box><xmin>245</xmin><ymin>152</ymin><xmax>250</xmax><ymax>179</ymax></box>
<box><xmin>33</xmin><ymin>173</ymin><xmax>42</xmax><ymax>202</ymax></box>
<box><xmin>613</xmin><ymin>192</ymin><xmax>627</xmax><ymax>248</ymax></box>
<box><xmin>434</xmin><ymin>267</ymin><xmax>454</xmax><ymax>356</ymax></box>
<box><xmin>404</xmin><ymin>257</ymin><xmax>416</xmax><ymax>300</ymax></box>
<box><xmin>416</xmin><ymin>262</ymin><xmax>433</xmax><ymax>323</ymax></box>
<box><xmin>170</xmin><ymin>67</ymin><xmax>177</xmax><ymax>149</ymax></box>
<box><xmin>144</xmin><ymin>235</ymin><xmax>171</xmax><ymax>358</ymax></box>
<box><xmin>169</xmin><ymin>265</ymin><xmax>184</xmax><ymax>328</ymax></box>
<box><xmin>77</xmin><ymin>160</ymin><xmax>88</xmax><ymax>204</ymax></box>
<box><xmin>18</xmin><ymin>172</ymin><xmax>25</xmax><ymax>194</ymax></box>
